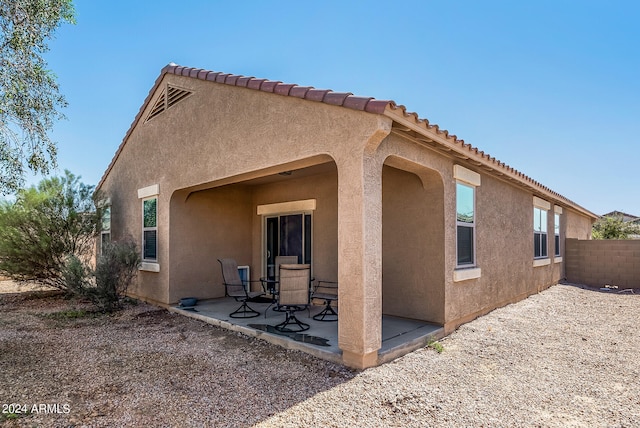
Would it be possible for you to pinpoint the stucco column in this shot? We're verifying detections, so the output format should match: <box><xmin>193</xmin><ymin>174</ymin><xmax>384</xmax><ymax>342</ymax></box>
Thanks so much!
<box><xmin>336</xmin><ymin>150</ymin><xmax>384</xmax><ymax>369</ymax></box>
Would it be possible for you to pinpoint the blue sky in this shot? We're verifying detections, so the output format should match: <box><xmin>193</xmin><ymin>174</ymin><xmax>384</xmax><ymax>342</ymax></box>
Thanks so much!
<box><xmin>36</xmin><ymin>0</ymin><xmax>640</xmax><ymax>216</ymax></box>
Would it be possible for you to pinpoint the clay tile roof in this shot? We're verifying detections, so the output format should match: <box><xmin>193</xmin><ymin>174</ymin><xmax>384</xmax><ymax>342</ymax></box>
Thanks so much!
<box><xmin>289</xmin><ymin>86</ymin><xmax>312</xmax><ymax>99</ymax></box>
<box><xmin>205</xmin><ymin>71</ymin><xmax>219</xmax><ymax>81</ymax></box>
<box><xmin>215</xmin><ymin>73</ymin><xmax>229</xmax><ymax>83</ymax></box>
<box><xmin>305</xmin><ymin>89</ymin><xmax>330</xmax><ymax>102</ymax></box>
<box><xmin>274</xmin><ymin>83</ymin><xmax>296</xmax><ymax>96</ymax></box>
<box><xmin>246</xmin><ymin>78</ymin><xmax>266</xmax><ymax>90</ymax></box>
<box><xmin>236</xmin><ymin>76</ymin><xmax>253</xmax><ymax>87</ymax></box>
<box><xmin>260</xmin><ymin>80</ymin><xmax>281</xmax><ymax>93</ymax></box>
<box><xmin>96</xmin><ymin>63</ymin><xmax>597</xmax><ymax>218</ymax></box>
<box><xmin>323</xmin><ymin>92</ymin><xmax>353</xmax><ymax>106</ymax></box>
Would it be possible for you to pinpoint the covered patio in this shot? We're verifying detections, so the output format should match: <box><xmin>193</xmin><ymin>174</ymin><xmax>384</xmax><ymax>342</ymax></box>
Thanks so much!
<box><xmin>168</xmin><ymin>297</ymin><xmax>444</xmax><ymax>365</ymax></box>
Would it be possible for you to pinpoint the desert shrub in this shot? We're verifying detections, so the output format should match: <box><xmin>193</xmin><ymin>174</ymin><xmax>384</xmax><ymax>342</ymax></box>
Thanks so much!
<box><xmin>0</xmin><ymin>171</ymin><xmax>102</xmax><ymax>289</ymax></box>
<box><xmin>63</xmin><ymin>239</ymin><xmax>140</xmax><ymax>312</ymax></box>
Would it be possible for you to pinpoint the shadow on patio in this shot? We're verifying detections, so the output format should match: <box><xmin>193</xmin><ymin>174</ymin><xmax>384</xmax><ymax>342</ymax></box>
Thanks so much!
<box><xmin>168</xmin><ymin>297</ymin><xmax>444</xmax><ymax>366</ymax></box>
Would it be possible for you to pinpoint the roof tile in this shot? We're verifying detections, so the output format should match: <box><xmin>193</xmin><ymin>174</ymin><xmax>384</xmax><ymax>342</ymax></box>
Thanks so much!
<box><xmin>224</xmin><ymin>75</ymin><xmax>240</xmax><ymax>85</ymax></box>
<box><xmin>343</xmin><ymin>96</ymin><xmax>373</xmax><ymax>111</ymax></box>
<box><xmin>305</xmin><ymin>89</ymin><xmax>330</xmax><ymax>102</ymax></box>
<box><xmin>205</xmin><ymin>71</ymin><xmax>220</xmax><ymax>81</ymax></box>
<box><xmin>215</xmin><ymin>73</ymin><xmax>229</xmax><ymax>83</ymax></box>
<box><xmin>236</xmin><ymin>76</ymin><xmax>252</xmax><ymax>87</ymax></box>
<box><xmin>274</xmin><ymin>83</ymin><xmax>296</xmax><ymax>96</ymax></box>
<box><xmin>323</xmin><ymin>92</ymin><xmax>352</xmax><ymax>106</ymax></box>
<box><xmin>289</xmin><ymin>86</ymin><xmax>312</xmax><ymax>99</ymax></box>
<box><xmin>260</xmin><ymin>80</ymin><xmax>281</xmax><ymax>93</ymax></box>
<box><xmin>96</xmin><ymin>63</ymin><xmax>596</xmax><ymax>218</ymax></box>
<box><xmin>246</xmin><ymin>78</ymin><xmax>266</xmax><ymax>90</ymax></box>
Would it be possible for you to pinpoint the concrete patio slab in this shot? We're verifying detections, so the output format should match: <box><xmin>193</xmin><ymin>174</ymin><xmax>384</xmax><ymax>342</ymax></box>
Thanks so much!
<box><xmin>168</xmin><ymin>297</ymin><xmax>444</xmax><ymax>366</ymax></box>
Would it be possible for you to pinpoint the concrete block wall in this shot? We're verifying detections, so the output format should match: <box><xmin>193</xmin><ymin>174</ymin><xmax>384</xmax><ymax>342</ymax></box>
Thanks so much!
<box><xmin>565</xmin><ymin>238</ymin><xmax>640</xmax><ymax>288</ymax></box>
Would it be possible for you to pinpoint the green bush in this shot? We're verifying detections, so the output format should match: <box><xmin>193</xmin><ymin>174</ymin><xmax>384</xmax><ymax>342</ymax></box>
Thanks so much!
<box><xmin>592</xmin><ymin>216</ymin><xmax>640</xmax><ymax>240</ymax></box>
<box><xmin>0</xmin><ymin>171</ymin><xmax>102</xmax><ymax>290</ymax></box>
<box><xmin>63</xmin><ymin>239</ymin><xmax>140</xmax><ymax>312</ymax></box>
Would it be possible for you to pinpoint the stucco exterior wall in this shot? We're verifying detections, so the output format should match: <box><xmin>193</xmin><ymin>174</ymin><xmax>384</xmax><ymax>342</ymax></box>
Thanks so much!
<box><xmin>98</xmin><ymin>69</ymin><xmax>596</xmax><ymax>368</ymax></box>
<box><xmin>250</xmin><ymin>167</ymin><xmax>338</xmax><ymax>285</ymax></box>
<box><xmin>382</xmin><ymin>165</ymin><xmax>445</xmax><ymax>324</ymax></box>
<box><xmin>168</xmin><ymin>185</ymin><xmax>253</xmax><ymax>303</ymax></box>
<box><xmin>98</xmin><ymin>73</ymin><xmax>388</xmax><ymax>308</ymax></box>
<box><xmin>443</xmin><ymin>174</ymin><xmax>593</xmax><ymax>332</ymax></box>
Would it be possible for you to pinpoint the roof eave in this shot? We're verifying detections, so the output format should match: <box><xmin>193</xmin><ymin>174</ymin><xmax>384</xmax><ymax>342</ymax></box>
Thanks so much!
<box><xmin>383</xmin><ymin>105</ymin><xmax>598</xmax><ymax>220</ymax></box>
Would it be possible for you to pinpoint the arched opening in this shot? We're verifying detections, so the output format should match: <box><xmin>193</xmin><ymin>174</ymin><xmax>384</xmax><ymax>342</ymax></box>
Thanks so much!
<box><xmin>168</xmin><ymin>157</ymin><xmax>338</xmax><ymax>304</ymax></box>
<box><xmin>382</xmin><ymin>158</ymin><xmax>445</xmax><ymax>324</ymax></box>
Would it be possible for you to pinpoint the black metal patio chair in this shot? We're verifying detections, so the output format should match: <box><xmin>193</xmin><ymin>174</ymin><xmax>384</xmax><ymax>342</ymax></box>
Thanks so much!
<box><xmin>275</xmin><ymin>264</ymin><xmax>311</xmax><ymax>332</ymax></box>
<box><xmin>218</xmin><ymin>258</ymin><xmax>265</xmax><ymax>318</ymax></box>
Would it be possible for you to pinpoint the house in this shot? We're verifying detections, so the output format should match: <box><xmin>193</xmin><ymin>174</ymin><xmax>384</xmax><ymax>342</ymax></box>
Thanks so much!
<box><xmin>97</xmin><ymin>64</ymin><xmax>597</xmax><ymax>369</ymax></box>
<box><xmin>602</xmin><ymin>211</ymin><xmax>640</xmax><ymax>224</ymax></box>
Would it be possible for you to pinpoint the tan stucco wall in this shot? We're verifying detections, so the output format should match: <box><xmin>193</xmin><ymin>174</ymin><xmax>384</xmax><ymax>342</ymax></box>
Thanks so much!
<box><xmin>168</xmin><ymin>185</ymin><xmax>253</xmax><ymax>303</ymax></box>
<box><xmin>250</xmin><ymin>167</ymin><xmax>338</xmax><ymax>284</ymax></box>
<box><xmin>98</xmin><ymin>70</ymin><xmax>595</xmax><ymax>367</ymax></box>
<box><xmin>382</xmin><ymin>165</ymin><xmax>445</xmax><ymax>324</ymax></box>
<box><xmin>443</xmin><ymin>173</ymin><xmax>593</xmax><ymax>332</ymax></box>
<box><xmin>98</xmin><ymin>73</ymin><xmax>387</xmax><ymax>307</ymax></box>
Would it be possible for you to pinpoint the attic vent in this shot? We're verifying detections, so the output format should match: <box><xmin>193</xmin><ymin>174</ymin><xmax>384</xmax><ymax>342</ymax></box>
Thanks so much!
<box><xmin>145</xmin><ymin>85</ymin><xmax>193</xmax><ymax>122</ymax></box>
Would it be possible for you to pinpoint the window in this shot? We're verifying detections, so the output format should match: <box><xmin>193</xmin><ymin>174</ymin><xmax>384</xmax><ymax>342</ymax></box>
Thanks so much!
<box><xmin>554</xmin><ymin>213</ymin><xmax>561</xmax><ymax>257</ymax></box>
<box><xmin>143</xmin><ymin>197</ymin><xmax>157</xmax><ymax>261</ymax></box>
<box><xmin>534</xmin><ymin>206</ymin><xmax>548</xmax><ymax>258</ymax></box>
<box><xmin>100</xmin><ymin>205</ymin><xmax>111</xmax><ymax>254</ymax></box>
<box><xmin>456</xmin><ymin>182</ymin><xmax>475</xmax><ymax>266</ymax></box>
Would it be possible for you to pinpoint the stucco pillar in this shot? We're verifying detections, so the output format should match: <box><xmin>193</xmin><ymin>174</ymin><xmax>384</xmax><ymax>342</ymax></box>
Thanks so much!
<box><xmin>336</xmin><ymin>151</ymin><xmax>384</xmax><ymax>369</ymax></box>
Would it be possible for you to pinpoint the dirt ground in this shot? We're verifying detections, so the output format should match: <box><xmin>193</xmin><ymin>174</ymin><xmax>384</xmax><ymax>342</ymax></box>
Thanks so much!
<box><xmin>1</xmin><ymin>281</ymin><xmax>639</xmax><ymax>427</ymax></box>
<box><xmin>0</xmin><ymin>286</ymin><xmax>353</xmax><ymax>427</ymax></box>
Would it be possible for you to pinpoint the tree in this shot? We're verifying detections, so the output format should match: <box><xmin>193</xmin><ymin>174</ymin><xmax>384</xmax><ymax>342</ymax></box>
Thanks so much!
<box><xmin>0</xmin><ymin>0</ymin><xmax>75</xmax><ymax>194</ymax></box>
<box><xmin>592</xmin><ymin>215</ymin><xmax>640</xmax><ymax>240</ymax></box>
<box><xmin>0</xmin><ymin>170</ymin><xmax>99</xmax><ymax>289</ymax></box>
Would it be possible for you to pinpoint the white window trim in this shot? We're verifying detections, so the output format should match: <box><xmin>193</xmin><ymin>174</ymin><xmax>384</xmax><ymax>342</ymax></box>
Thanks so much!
<box><xmin>139</xmin><ymin>185</ymin><xmax>159</xmax><ymax>271</ymax></box>
<box><xmin>533</xmin><ymin>198</ymin><xmax>549</xmax><ymax>260</ymax></box>
<box><xmin>257</xmin><ymin>199</ymin><xmax>316</xmax><ymax>215</ymax></box>
<box><xmin>454</xmin><ymin>165</ymin><xmax>480</xmax><ymax>275</ymax></box>
<box><xmin>533</xmin><ymin>258</ymin><xmax>551</xmax><ymax>267</ymax></box>
<box><xmin>454</xmin><ymin>267</ymin><xmax>482</xmax><ymax>282</ymax></box>
<box><xmin>140</xmin><ymin>262</ymin><xmax>160</xmax><ymax>272</ymax></box>
<box><xmin>454</xmin><ymin>165</ymin><xmax>481</xmax><ymax>186</ymax></box>
<box><xmin>138</xmin><ymin>184</ymin><xmax>159</xmax><ymax>199</ymax></box>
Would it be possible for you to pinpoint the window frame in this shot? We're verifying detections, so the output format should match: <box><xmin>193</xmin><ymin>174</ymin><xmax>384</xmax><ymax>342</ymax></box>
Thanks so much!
<box><xmin>533</xmin><ymin>196</ymin><xmax>550</xmax><ymax>260</ymax></box>
<box><xmin>142</xmin><ymin>196</ymin><xmax>158</xmax><ymax>262</ymax></box>
<box><xmin>456</xmin><ymin>181</ymin><xmax>476</xmax><ymax>268</ymax></box>
<box><xmin>100</xmin><ymin>205</ymin><xmax>111</xmax><ymax>255</ymax></box>
<box><xmin>262</xmin><ymin>210</ymin><xmax>313</xmax><ymax>279</ymax></box>
<box><xmin>554</xmin><ymin>212</ymin><xmax>561</xmax><ymax>257</ymax></box>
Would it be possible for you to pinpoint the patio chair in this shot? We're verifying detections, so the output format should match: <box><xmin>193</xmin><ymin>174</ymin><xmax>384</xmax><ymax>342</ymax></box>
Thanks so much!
<box><xmin>275</xmin><ymin>264</ymin><xmax>311</xmax><ymax>332</ymax></box>
<box><xmin>262</xmin><ymin>255</ymin><xmax>298</xmax><ymax>316</ymax></box>
<box><xmin>311</xmin><ymin>280</ymin><xmax>338</xmax><ymax>321</ymax></box>
<box><xmin>218</xmin><ymin>258</ymin><xmax>265</xmax><ymax>318</ymax></box>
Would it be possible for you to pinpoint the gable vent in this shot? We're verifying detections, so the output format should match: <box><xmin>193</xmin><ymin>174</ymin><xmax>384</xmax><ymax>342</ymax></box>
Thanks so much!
<box><xmin>145</xmin><ymin>85</ymin><xmax>193</xmax><ymax>122</ymax></box>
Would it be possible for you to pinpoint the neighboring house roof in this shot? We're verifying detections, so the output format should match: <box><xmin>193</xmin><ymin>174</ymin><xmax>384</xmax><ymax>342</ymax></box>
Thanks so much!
<box><xmin>602</xmin><ymin>211</ymin><xmax>640</xmax><ymax>222</ymax></box>
<box><xmin>98</xmin><ymin>63</ymin><xmax>598</xmax><ymax>219</ymax></box>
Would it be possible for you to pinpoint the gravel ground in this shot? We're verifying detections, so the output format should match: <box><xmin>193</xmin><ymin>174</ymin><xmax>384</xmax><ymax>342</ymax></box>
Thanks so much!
<box><xmin>1</xmin><ymin>282</ymin><xmax>639</xmax><ymax>427</ymax></box>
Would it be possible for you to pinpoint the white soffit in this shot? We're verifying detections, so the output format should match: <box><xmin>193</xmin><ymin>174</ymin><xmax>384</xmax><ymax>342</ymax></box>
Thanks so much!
<box><xmin>138</xmin><ymin>184</ymin><xmax>160</xmax><ymax>199</ymax></box>
<box><xmin>257</xmin><ymin>199</ymin><xmax>316</xmax><ymax>215</ymax></box>
<box><xmin>454</xmin><ymin>165</ymin><xmax>481</xmax><ymax>186</ymax></box>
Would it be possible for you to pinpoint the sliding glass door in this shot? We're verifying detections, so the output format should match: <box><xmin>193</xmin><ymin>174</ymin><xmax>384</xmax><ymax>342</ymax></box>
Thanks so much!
<box><xmin>264</xmin><ymin>213</ymin><xmax>312</xmax><ymax>279</ymax></box>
